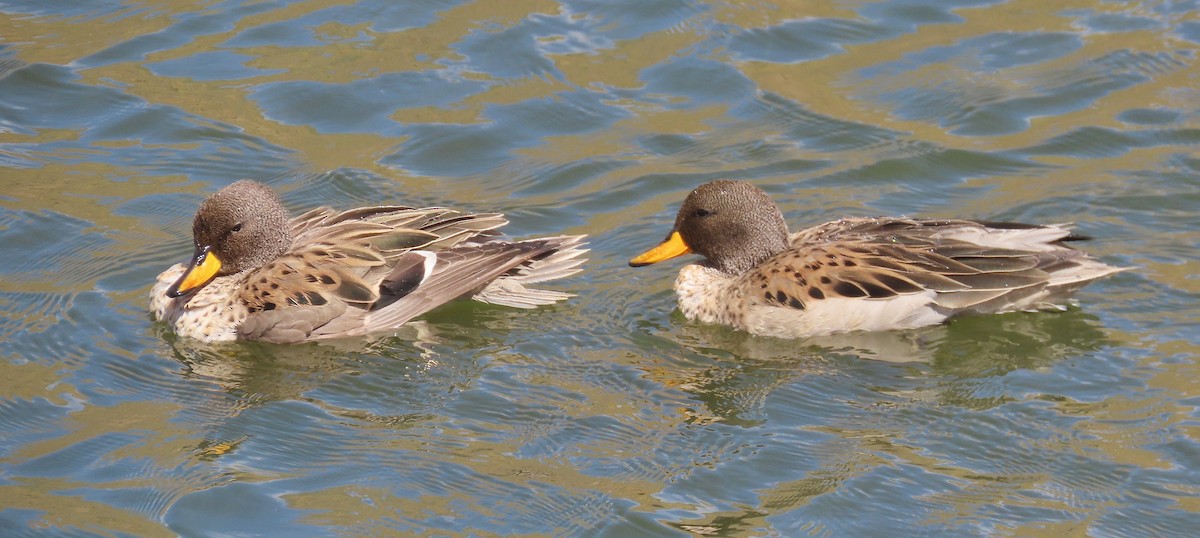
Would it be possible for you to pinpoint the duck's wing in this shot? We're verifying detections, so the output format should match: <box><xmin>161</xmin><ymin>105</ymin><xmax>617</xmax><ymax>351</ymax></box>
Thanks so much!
<box><xmin>292</xmin><ymin>206</ymin><xmax>508</xmax><ymax>248</ymax></box>
<box><xmin>754</xmin><ymin>234</ymin><xmax>1122</xmax><ymax>315</ymax></box>
<box><xmin>790</xmin><ymin>217</ymin><xmax>1087</xmax><ymax>252</ymax></box>
<box><xmin>343</xmin><ymin>235</ymin><xmax>587</xmax><ymax>337</ymax></box>
<box><xmin>236</xmin><ymin>208</ymin><xmax>515</xmax><ymax>343</ymax></box>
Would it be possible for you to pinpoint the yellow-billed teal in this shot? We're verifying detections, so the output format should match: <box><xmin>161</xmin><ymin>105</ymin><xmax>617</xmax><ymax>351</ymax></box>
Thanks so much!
<box><xmin>152</xmin><ymin>180</ymin><xmax>587</xmax><ymax>343</ymax></box>
<box><xmin>630</xmin><ymin>180</ymin><xmax>1126</xmax><ymax>338</ymax></box>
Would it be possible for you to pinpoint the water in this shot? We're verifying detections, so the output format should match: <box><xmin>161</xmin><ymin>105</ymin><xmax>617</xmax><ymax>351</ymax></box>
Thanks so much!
<box><xmin>2</xmin><ymin>0</ymin><xmax>1198</xmax><ymax>535</ymax></box>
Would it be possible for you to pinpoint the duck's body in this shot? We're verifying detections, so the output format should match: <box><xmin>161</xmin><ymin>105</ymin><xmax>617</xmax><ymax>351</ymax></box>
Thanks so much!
<box><xmin>152</xmin><ymin>180</ymin><xmax>586</xmax><ymax>343</ymax></box>
<box><xmin>631</xmin><ymin>180</ymin><xmax>1126</xmax><ymax>338</ymax></box>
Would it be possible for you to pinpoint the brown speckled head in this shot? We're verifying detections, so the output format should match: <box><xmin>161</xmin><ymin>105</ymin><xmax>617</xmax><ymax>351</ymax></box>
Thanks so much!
<box><xmin>672</xmin><ymin>180</ymin><xmax>791</xmax><ymax>275</ymax></box>
<box><xmin>193</xmin><ymin>180</ymin><xmax>292</xmax><ymax>275</ymax></box>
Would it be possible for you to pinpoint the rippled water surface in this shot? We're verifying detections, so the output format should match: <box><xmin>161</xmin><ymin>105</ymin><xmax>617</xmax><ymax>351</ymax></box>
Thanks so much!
<box><xmin>2</xmin><ymin>0</ymin><xmax>1199</xmax><ymax>536</ymax></box>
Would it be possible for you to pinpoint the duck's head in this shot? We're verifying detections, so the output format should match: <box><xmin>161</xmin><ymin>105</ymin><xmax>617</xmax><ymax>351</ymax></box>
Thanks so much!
<box><xmin>629</xmin><ymin>180</ymin><xmax>790</xmax><ymax>275</ymax></box>
<box><xmin>166</xmin><ymin>180</ymin><xmax>292</xmax><ymax>298</ymax></box>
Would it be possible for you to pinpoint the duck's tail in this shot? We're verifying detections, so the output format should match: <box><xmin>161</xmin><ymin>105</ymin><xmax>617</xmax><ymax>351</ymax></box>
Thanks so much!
<box><xmin>472</xmin><ymin>235</ymin><xmax>589</xmax><ymax>308</ymax></box>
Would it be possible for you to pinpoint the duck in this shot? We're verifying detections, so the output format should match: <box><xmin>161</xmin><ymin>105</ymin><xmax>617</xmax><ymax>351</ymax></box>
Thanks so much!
<box><xmin>151</xmin><ymin>180</ymin><xmax>587</xmax><ymax>343</ymax></box>
<box><xmin>629</xmin><ymin>179</ymin><xmax>1127</xmax><ymax>338</ymax></box>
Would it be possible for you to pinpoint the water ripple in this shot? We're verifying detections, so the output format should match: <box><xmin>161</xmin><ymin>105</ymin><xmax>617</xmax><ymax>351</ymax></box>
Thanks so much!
<box><xmin>2</xmin><ymin>0</ymin><xmax>1199</xmax><ymax>535</ymax></box>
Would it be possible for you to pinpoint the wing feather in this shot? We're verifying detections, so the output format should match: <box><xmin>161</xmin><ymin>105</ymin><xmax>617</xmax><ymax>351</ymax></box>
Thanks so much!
<box><xmin>754</xmin><ymin>218</ymin><xmax>1108</xmax><ymax>315</ymax></box>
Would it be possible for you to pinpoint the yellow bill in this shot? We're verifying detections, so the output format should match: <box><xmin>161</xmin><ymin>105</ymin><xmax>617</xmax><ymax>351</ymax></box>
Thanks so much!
<box><xmin>167</xmin><ymin>247</ymin><xmax>223</xmax><ymax>297</ymax></box>
<box><xmin>629</xmin><ymin>231</ymin><xmax>691</xmax><ymax>266</ymax></box>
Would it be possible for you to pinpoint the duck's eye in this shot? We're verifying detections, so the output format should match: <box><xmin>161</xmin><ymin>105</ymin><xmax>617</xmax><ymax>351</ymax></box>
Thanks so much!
<box><xmin>231</xmin><ymin>223</ymin><xmax>244</xmax><ymax>233</ymax></box>
<box><xmin>694</xmin><ymin>208</ymin><xmax>713</xmax><ymax>218</ymax></box>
